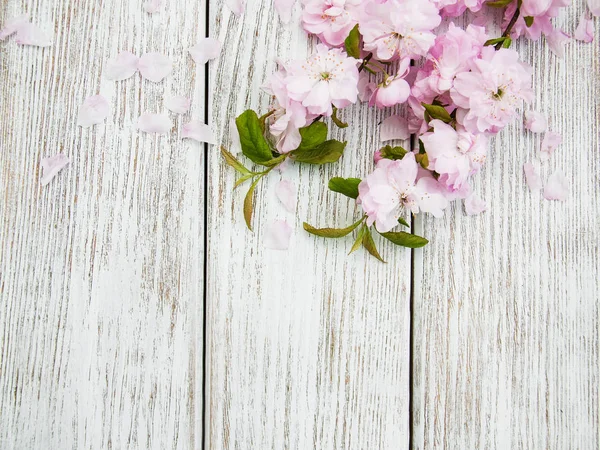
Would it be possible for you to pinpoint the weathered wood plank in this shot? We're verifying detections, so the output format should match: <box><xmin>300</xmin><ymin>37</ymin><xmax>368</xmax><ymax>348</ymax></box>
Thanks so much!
<box><xmin>0</xmin><ymin>1</ymin><xmax>205</xmax><ymax>448</ymax></box>
<box><xmin>412</xmin><ymin>6</ymin><xmax>599</xmax><ymax>449</ymax></box>
<box><xmin>206</xmin><ymin>2</ymin><xmax>411</xmax><ymax>449</ymax></box>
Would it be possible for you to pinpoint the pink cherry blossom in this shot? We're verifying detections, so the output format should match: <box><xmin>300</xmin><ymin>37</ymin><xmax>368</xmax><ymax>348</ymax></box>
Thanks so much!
<box><xmin>370</xmin><ymin>76</ymin><xmax>410</xmax><ymax>108</ymax></box>
<box><xmin>540</xmin><ymin>131</ymin><xmax>562</xmax><ymax>161</ymax></box>
<box><xmin>264</xmin><ymin>220</ymin><xmax>293</xmax><ymax>250</ymax></box>
<box><xmin>40</xmin><ymin>154</ymin><xmax>69</xmax><ymax>186</ymax></box>
<box><xmin>164</xmin><ymin>95</ymin><xmax>191</xmax><ymax>114</ymax></box>
<box><xmin>138</xmin><ymin>52</ymin><xmax>172</xmax><ymax>82</ymax></box>
<box><xmin>464</xmin><ymin>192</ymin><xmax>486</xmax><ymax>215</ymax></box>
<box><xmin>138</xmin><ymin>113</ymin><xmax>172</xmax><ymax>134</ymax></box>
<box><xmin>504</xmin><ymin>0</ymin><xmax>570</xmax><ymax>40</ymax></box>
<box><xmin>182</xmin><ymin>120</ymin><xmax>217</xmax><ymax>144</ymax></box>
<box><xmin>301</xmin><ymin>0</ymin><xmax>361</xmax><ymax>47</ymax></box>
<box><xmin>189</xmin><ymin>38</ymin><xmax>222</xmax><ymax>64</ymax></box>
<box><xmin>276</xmin><ymin>180</ymin><xmax>297</xmax><ymax>212</ymax></box>
<box><xmin>574</xmin><ymin>14</ymin><xmax>594</xmax><ymax>43</ymax></box>
<box><xmin>543</xmin><ymin>171</ymin><xmax>568</xmax><ymax>201</ymax></box>
<box><xmin>358</xmin><ymin>152</ymin><xmax>449</xmax><ymax>232</ymax></box>
<box><xmin>523</xmin><ymin>162</ymin><xmax>543</xmax><ymax>191</ymax></box>
<box><xmin>77</xmin><ymin>95</ymin><xmax>110</xmax><ymax>127</ymax></box>
<box><xmin>524</xmin><ymin>110</ymin><xmax>547</xmax><ymax>133</ymax></box>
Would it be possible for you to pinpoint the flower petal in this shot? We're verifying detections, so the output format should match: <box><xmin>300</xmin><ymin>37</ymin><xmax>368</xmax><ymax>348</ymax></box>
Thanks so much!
<box><xmin>545</xmin><ymin>29</ymin><xmax>571</xmax><ymax>58</ymax></box>
<box><xmin>574</xmin><ymin>14</ymin><xmax>594</xmax><ymax>43</ymax></box>
<box><xmin>189</xmin><ymin>38</ymin><xmax>222</xmax><ymax>65</ymax></box>
<box><xmin>464</xmin><ymin>193</ymin><xmax>487</xmax><ymax>216</ymax></box>
<box><xmin>543</xmin><ymin>171</ymin><xmax>569</xmax><ymax>201</ymax></box>
<box><xmin>274</xmin><ymin>0</ymin><xmax>296</xmax><ymax>24</ymax></box>
<box><xmin>77</xmin><ymin>95</ymin><xmax>110</xmax><ymax>127</ymax></box>
<box><xmin>105</xmin><ymin>51</ymin><xmax>139</xmax><ymax>80</ymax></box>
<box><xmin>225</xmin><ymin>0</ymin><xmax>246</xmax><ymax>16</ymax></box>
<box><xmin>380</xmin><ymin>115</ymin><xmax>410</xmax><ymax>142</ymax></box>
<box><xmin>164</xmin><ymin>95</ymin><xmax>191</xmax><ymax>114</ymax></box>
<box><xmin>524</xmin><ymin>110</ymin><xmax>547</xmax><ymax>133</ymax></box>
<box><xmin>0</xmin><ymin>15</ymin><xmax>29</xmax><ymax>40</ymax></box>
<box><xmin>540</xmin><ymin>131</ymin><xmax>562</xmax><ymax>162</ymax></box>
<box><xmin>40</xmin><ymin>154</ymin><xmax>69</xmax><ymax>186</ymax></box>
<box><xmin>276</xmin><ymin>180</ymin><xmax>297</xmax><ymax>212</ymax></box>
<box><xmin>264</xmin><ymin>219</ymin><xmax>292</xmax><ymax>250</ymax></box>
<box><xmin>138</xmin><ymin>52</ymin><xmax>172</xmax><ymax>82</ymax></box>
<box><xmin>589</xmin><ymin>0</ymin><xmax>600</xmax><ymax>16</ymax></box>
<box><xmin>523</xmin><ymin>162</ymin><xmax>543</xmax><ymax>191</ymax></box>
<box><xmin>137</xmin><ymin>113</ymin><xmax>172</xmax><ymax>134</ymax></box>
<box><xmin>182</xmin><ymin>120</ymin><xmax>217</xmax><ymax>144</ymax></box>
<box><xmin>144</xmin><ymin>0</ymin><xmax>163</xmax><ymax>13</ymax></box>
<box><xmin>14</xmin><ymin>22</ymin><xmax>52</xmax><ymax>47</ymax></box>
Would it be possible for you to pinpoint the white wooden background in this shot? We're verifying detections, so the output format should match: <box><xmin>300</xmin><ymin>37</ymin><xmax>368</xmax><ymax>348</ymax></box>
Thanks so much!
<box><xmin>0</xmin><ymin>1</ymin><xmax>597</xmax><ymax>449</ymax></box>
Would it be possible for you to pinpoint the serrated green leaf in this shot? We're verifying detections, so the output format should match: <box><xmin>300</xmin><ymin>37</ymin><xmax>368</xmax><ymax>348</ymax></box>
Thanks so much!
<box><xmin>422</xmin><ymin>103</ymin><xmax>453</xmax><ymax>124</ymax></box>
<box><xmin>292</xmin><ymin>140</ymin><xmax>347</xmax><ymax>164</ymax></box>
<box><xmin>236</xmin><ymin>110</ymin><xmax>274</xmax><ymax>165</ymax></box>
<box><xmin>398</xmin><ymin>217</ymin><xmax>410</xmax><ymax>228</ymax></box>
<box><xmin>379</xmin><ymin>231</ymin><xmax>429</xmax><ymax>248</ymax></box>
<box><xmin>363</xmin><ymin>228</ymin><xmax>386</xmax><ymax>263</ymax></box>
<box><xmin>243</xmin><ymin>177</ymin><xmax>262</xmax><ymax>231</ymax></box>
<box><xmin>221</xmin><ymin>146</ymin><xmax>252</xmax><ymax>175</ymax></box>
<box><xmin>328</xmin><ymin>177</ymin><xmax>361</xmax><ymax>199</ymax></box>
<box><xmin>349</xmin><ymin>225</ymin><xmax>367</xmax><ymax>254</ymax></box>
<box><xmin>344</xmin><ymin>24</ymin><xmax>361</xmax><ymax>59</ymax></box>
<box><xmin>297</xmin><ymin>121</ymin><xmax>328</xmax><ymax>151</ymax></box>
<box><xmin>380</xmin><ymin>145</ymin><xmax>407</xmax><ymax>161</ymax></box>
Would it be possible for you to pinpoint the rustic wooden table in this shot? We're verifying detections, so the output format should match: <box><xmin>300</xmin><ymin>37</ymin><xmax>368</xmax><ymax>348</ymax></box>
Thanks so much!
<box><xmin>0</xmin><ymin>1</ymin><xmax>598</xmax><ymax>449</ymax></box>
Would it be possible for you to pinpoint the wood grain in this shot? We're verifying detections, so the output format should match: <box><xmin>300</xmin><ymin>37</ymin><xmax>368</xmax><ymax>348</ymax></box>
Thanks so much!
<box><xmin>0</xmin><ymin>1</ymin><xmax>205</xmax><ymax>448</ymax></box>
<box><xmin>412</xmin><ymin>6</ymin><xmax>599</xmax><ymax>450</ymax></box>
<box><xmin>206</xmin><ymin>2</ymin><xmax>411</xmax><ymax>449</ymax></box>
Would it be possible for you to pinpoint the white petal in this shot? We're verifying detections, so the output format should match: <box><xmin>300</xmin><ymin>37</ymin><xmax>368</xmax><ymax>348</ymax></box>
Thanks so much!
<box><xmin>380</xmin><ymin>115</ymin><xmax>410</xmax><ymax>142</ymax></box>
<box><xmin>144</xmin><ymin>0</ymin><xmax>163</xmax><ymax>13</ymax></box>
<box><xmin>540</xmin><ymin>131</ymin><xmax>562</xmax><ymax>162</ymax></box>
<box><xmin>77</xmin><ymin>95</ymin><xmax>110</xmax><ymax>127</ymax></box>
<box><xmin>264</xmin><ymin>220</ymin><xmax>292</xmax><ymax>250</ymax></box>
<box><xmin>589</xmin><ymin>0</ymin><xmax>600</xmax><ymax>16</ymax></box>
<box><xmin>164</xmin><ymin>95</ymin><xmax>191</xmax><ymax>114</ymax></box>
<box><xmin>189</xmin><ymin>38</ymin><xmax>222</xmax><ymax>65</ymax></box>
<box><xmin>545</xmin><ymin>29</ymin><xmax>571</xmax><ymax>58</ymax></box>
<box><xmin>276</xmin><ymin>180</ymin><xmax>297</xmax><ymax>212</ymax></box>
<box><xmin>574</xmin><ymin>14</ymin><xmax>594</xmax><ymax>43</ymax></box>
<box><xmin>182</xmin><ymin>120</ymin><xmax>216</xmax><ymax>144</ymax></box>
<box><xmin>543</xmin><ymin>171</ymin><xmax>569</xmax><ymax>201</ymax></box>
<box><xmin>274</xmin><ymin>0</ymin><xmax>296</xmax><ymax>24</ymax></box>
<box><xmin>225</xmin><ymin>0</ymin><xmax>246</xmax><ymax>16</ymax></box>
<box><xmin>138</xmin><ymin>52</ymin><xmax>172</xmax><ymax>82</ymax></box>
<box><xmin>523</xmin><ymin>162</ymin><xmax>543</xmax><ymax>191</ymax></box>
<box><xmin>40</xmin><ymin>154</ymin><xmax>69</xmax><ymax>186</ymax></box>
<box><xmin>0</xmin><ymin>15</ymin><xmax>29</xmax><ymax>40</ymax></box>
<box><xmin>524</xmin><ymin>110</ymin><xmax>547</xmax><ymax>133</ymax></box>
<box><xmin>464</xmin><ymin>193</ymin><xmax>487</xmax><ymax>216</ymax></box>
<box><xmin>105</xmin><ymin>51</ymin><xmax>139</xmax><ymax>80</ymax></box>
<box><xmin>14</xmin><ymin>22</ymin><xmax>52</xmax><ymax>47</ymax></box>
<box><xmin>137</xmin><ymin>113</ymin><xmax>172</xmax><ymax>134</ymax></box>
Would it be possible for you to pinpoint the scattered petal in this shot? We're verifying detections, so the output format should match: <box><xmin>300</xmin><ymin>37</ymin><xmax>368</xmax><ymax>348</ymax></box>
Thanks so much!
<box><xmin>15</xmin><ymin>22</ymin><xmax>52</xmax><ymax>47</ymax></box>
<box><xmin>40</xmin><ymin>154</ymin><xmax>69</xmax><ymax>186</ymax></box>
<box><xmin>380</xmin><ymin>115</ymin><xmax>410</xmax><ymax>142</ymax></box>
<box><xmin>138</xmin><ymin>52</ymin><xmax>172</xmax><ymax>82</ymax></box>
<box><xmin>105</xmin><ymin>51</ymin><xmax>139</xmax><ymax>80</ymax></box>
<box><xmin>546</xmin><ymin>29</ymin><xmax>571</xmax><ymax>58</ymax></box>
<box><xmin>189</xmin><ymin>38</ymin><xmax>222</xmax><ymax>65</ymax></box>
<box><xmin>164</xmin><ymin>95</ymin><xmax>191</xmax><ymax>114</ymax></box>
<box><xmin>464</xmin><ymin>193</ymin><xmax>487</xmax><ymax>216</ymax></box>
<box><xmin>0</xmin><ymin>15</ymin><xmax>29</xmax><ymax>40</ymax></box>
<box><xmin>523</xmin><ymin>162</ymin><xmax>543</xmax><ymax>191</ymax></box>
<box><xmin>540</xmin><ymin>131</ymin><xmax>562</xmax><ymax>162</ymax></box>
<box><xmin>144</xmin><ymin>0</ymin><xmax>163</xmax><ymax>13</ymax></box>
<box><xmin>77</xmin><ymin>95</ymin><xmax>110</xmax><ymax>127</ymax></box>
<box><xmin>274</xmin><ymin>0</ymin><xmax>296</xmax><ymax>24</ymax></box>
<box><xmin>182</xmin><ymin>120</ymin><xmax>216</xmax><ymax>144</ymax></box>
<box><xmin>264</xmin><ymin>219</ymin><xmax>292</xmax><ymax>250</ymax></box>
<box><xmin>276</xmin><ymin>157</ymin><xmax>292</xmax><ymax>173</ymax></box>
<box><xmin>225</xmin><ymin>0</ymin><xmax>246</xmax><ymax>16</ymax></box>
<box><xmin>574</xmin><ymin>14</ymin><xmax>594</xmax><ymax>43</ymax></box>
<box><xmin>589</xmin><ymin>0</ymin><xmax>600</xmax><ymax>16</ymax></box>
<box><xmin>524</xmin><ymin>111</ymin><xmax>547</xmax><ymax>133</ymax></box>
<box><xmin>276</xmin><ymin>180</ymin><xmax>297</xmax><ymax>212</ymax></box>
<box><xmin>543</xmin><ymin>171</ymin><xmax>569</xmax><ymax>201</ymax></box>
<box><xmin>137</xmin><ymin>113</ymin><xmax>172</xmax><ymax>134</ymax></box>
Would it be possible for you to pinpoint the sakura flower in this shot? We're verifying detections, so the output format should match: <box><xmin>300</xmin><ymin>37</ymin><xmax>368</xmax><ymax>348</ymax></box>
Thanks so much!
<box><xmin>144</xmin><ymin>0</ymin><xmax>163</xmax><ymax>13</ymax></box>
<box><xmin>138</xmin><ymin>52</ymin><xmax>172</xmax><ymax>82</ymax></box>
<box><xmin>14</xmin><ymin>22</ymin><xmax>52</xmax><ymax>47</ymax></box>
<box><xmin>138</xmin><ymin>113</ymin><xmax>172</xmax><ymax>134</ymax></box>
<box><xmin>275</xmin><ymin>0</ymin><xmax>296</xmax><ymax>24</ymax></box>
<box><xmin>189</xmin><ymin>38</ymin><xmax>222</xmax><ymax>64</ymax></box>
<box><xmin>164</xmin><ymin>95</ymin><xmax>191</xmax><ymax>114</ymax></box>
<box><xmin>105</xmin><ymin>51</ymin><xmax>139</xmax><ymax>81</ymax></box>
<box><xmin>40</xmin><ymin>154</ymin><xmax>69</xmax><ymax>186</ymax></box>
<box><xmin>77</xmin><ymin>95</ymin><xmax>110</xmax><ymax>127</ymax></box>
<box><xmin>358</xmin><ymin>152</ymin><xmax>449</xmax><ymax>232</ymax></box>
<box><xmin>543</xmin><ymin>171</ymin><xmax>568</xmax><ymax>201</ymax></box>
<box><xmin>380</xmin><ymin>115</ymin><xmax>410</xmax><ymax>142</ymax></box>
<box><xmin>464</xmin><ymin>192</ymin><xmax>486</xmax><ymax>216</ymax></box>
<box><xmin>574</xmin><ymin>14</ymin><xmax>594</xmax><ymax>43</ymax></box>
<box><xmin>452</xmin><ymin>47</ymin><xmax>533</xmax><ymax>134</ymax></box>
<box><xmin>285</xmin><ymin>44</ymin><xmax>359</xmax><ymax>116</ymax></box>
<box><xmin>264</xmin><ymin>219</ymin><xmax>293</xmax><ymax>250</ymax></box>
<box><xmin>0</xmin><ymin>15</ymin><xmax>29</xmax><ymax>40</ymax></box>
<box><xmin>357</xmin><ymin>73</ymin><xmax>376</xmax><ymax>102</ymax></box>
<box><xmin>589</xmin><ymin>0</ymin><xmax>600</xmax><ymax>16</ymax></box>
<box><xmin>523</xmin><ymin>162</ymin><xmax>543</xmax><ymax>191</ymax></box>
<box><xmin>301</xmin><ymin>0</ymin><xmax>361</xmax><ymax>47</ymax></box>
<box><xmin>182</xmin><ymin>120</ymin><xmax>217</xmax><ymax>144</ymax></box>
<box><xmin>370</xmin><ymin>76</ymin><xmax>411</xmax><ymax>108</ymax></box>
<box><xmin>435</xmin><ymin>0</ymin><xmax>486</xmax><ymax>17</ymax></box>
<box><xmin>504</xmin><ymin>0</ymin><xmax>569</xmax><ymax>40</ymax></box>
<box><xmin>540</xmin><ymin>131</ymin><xmax>561</xmax><ymax>161</ymax></box>
<box><xmin>524</xmin><ymin>110</ymin><xmax>547</xmax><ymax>133</ymax></box>
<box><xmin>226</xmin><ymin>0</ymin><xmax>246</xmax><ymax>15</ymax></box>
<box><xmin>545</xmin><ymin>28</ymin><xmax>571</xmax><ymax>58</ymax></box>
<box><xmin>276</xmin><ymin>180</ymin><xmax>297</xmax><ymax>212</ymax></box>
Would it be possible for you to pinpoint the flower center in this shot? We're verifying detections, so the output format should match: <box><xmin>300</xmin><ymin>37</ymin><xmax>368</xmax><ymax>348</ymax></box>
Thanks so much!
<box><xmin>320</xmin><ymin>72</ymin><xmax>332</xmax><ymax>81</ymax></box>
<box><xmin>493</xmin><ymin>88</ymin><xmax>505</xmax><ymax>100</ymax></box>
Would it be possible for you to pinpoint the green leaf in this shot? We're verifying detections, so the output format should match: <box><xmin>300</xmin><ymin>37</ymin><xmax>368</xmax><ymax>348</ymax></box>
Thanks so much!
<box><xmin>297</xmin><ymin>121</ymin><xmax>328</xmax><ymax>151</ymax></box>
<box><xmin>486</xmin><ymin>0</ymin><xmax>514</xmax><ymax>7</ymax></box>
<box><xmin>379</xmin><ymin>231</ymin><xmax>429</xmax><ymax>248</ymax></box>
<box><xmin>524</xmin><ymin>16</ymin><xmax>534</xmax><ymax>27</ymax></box>
<box><xmin>303</xmin><ymin>217</ymin><xmax>364</xmax><ymax>238</ymax></box>
<box><xmin>344</xmin><ymin>24</ymin><xmax>361</xmax><ymax>59</ymax></box>
<box><xmin>349</xmin><ymin>225</ymin><xmax>367</xmax><ymax>254</ymax></box>
<box><xmin>221</xmin><ymin>146</ymin><xmax>252</xmax><ymax>175</ymax></box>
<box><xmin>422</xmin><ymin>103</ymin><xmax>453</xmax><ymax>124</ymax></box>
<box><xmin>363</xmin><ymin>228</ymin><xmax>386</xmax><ymax>263</ymax></box>
<box><xmin>415</xmin><ymin>152</ymin><xmax>429</xmax><ymax>169</ymax></box>
<box><xmin>484</xmin><ymin>37</ymin><xmax>509</xmax><ymax>47</ymax></box>
<box><xmin>502</xmin><ymin>38</ymin><xmax>512</xmax><ymax>48</ymax></box>
<box><xmin>292</xmin><ymin>140</ymin><xmax>347</xmax><ymax>164</ymax></box>
<box><xmin>261</xmin><ymin>153</ymin><xmax>288</xmax><ymax>167</ymax></box>
<box><xmin>328</xmin><ymin>177</ymin><xmax>361</xmax><ymax>199</ymax></box>
<box><xmin>379</xmin><ymin>145</ymin><xmax>407</xmax><ymax>161</ymax></box>
<box><xmin>234</xmin><ymin>174</ymin><xmax>254</xmax><ymax>189</ymax></box>
<box><xmin>243</xmin><ymin>176</ymin><xmax>262</xmax><ymax>231</ymax></box>
<box><xmin>236</xmin><ymin>110</ymin><xmax>274</xmax><ymax>165</ymax></box>
<box><xmin>398</xmin><ymin>217</ymin><xmax>410</xmax><ymax>228</ymax></box>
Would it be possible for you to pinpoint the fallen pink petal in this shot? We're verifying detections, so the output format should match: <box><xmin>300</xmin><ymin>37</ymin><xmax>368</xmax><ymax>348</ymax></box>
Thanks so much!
<box><xmin>274</xmin><ymin>0</ymin><xmax>296</xmax><ymax>24</ymax></box>
<box><xmin>523</xmin><ymin>162</ymin><xmax>543</xmax><ymax>191</ymax></box>
<box><xmin>264</xmin><ymin>220</ymin><xmax>292</xmax><ymax>250</ymax></box>
<box><xmin>189</xmin><ymin>38</ymin><xmax>222</xmax><ymax>65</ymax></box>
<box><xmin>14</xmin><ymin>22</ymin><xmax>52</xmax><ymax>47</ymax></box>
<box><xmin>540</xmin><ymin>131</ymin><xmax>562</xmax><ymax>162</ymax></box>
<box><xmin>276</xmin><ymin>180</ymin><xmax>297</xmax><ymax>212</ymax></box>
<box><xmin>40</xmin><ymin>154</ymin><xmax>69</xmax><ymax>186</ymax></box>
<box><xmin>144</xmin><ymin>0</ymin><xmax>163</xmax><ymax>13</ymax></box>
<box><xmin>77</xmin><ymin>95</ymin><xmax>110</xmax><ymax>127</ymax></box>
<box><xmin>182</xmin><ymin>120</ymin><xmax>217</xmax><ymax>144</ymax></box>
<box><xmin>546</xmin><ymin>29</ymin><xmax>571</xmax><ymax>58</ymax></box>
<box><xmin>105</xmin><ymin>51</ymin><xmax>139</xmax><ymax>81</ymax></box>
<box><xmin>524</xmin><ymin>111</ymin><xmax>547</xmax><ymax>133</ymax></box>
<box><xmin>464</xmin><ymin>193</ymin><xmax>487</xmax><ymax>216</ymax></box>
<box><xmin>0</xmin><ymin>15</ymin><xmax>29</xmax><ymax>40</ymax></box>
<box><xmin>165</xmin><ymin>96</ymin><xmax>191</xmax><ymax>114</ymax></box>
<box><xmin>589</xmin><ymin>0</ymin><xmax>600</xmax><ymax>16</ymax></box>
<box><xmin>543</xmin><ymin>171</ymin><xmax>569</xmax><ymax>201</ymax></box>
<box><xmin>574</xmin><ymin>14</ymin><xmax>594</xmax><ymax>43</ymax></box>
<box><xmin>138</xmin><ymin>113</ymin><xmax>173</xmax><ymax>134</ymax></box>
<box><xmin>380</xmin><ymin>115</ymin><xmax>410</xmax><ymax>142</ymax></box>
<box><xmin>225</xmin><ymin>0</ymin><xmax>246</xmax><ymax>16</ymax></box>
<box><xmin>138</xmin><ymin>52</ymin><xmax>172</xmax><ymax>82</ymax></box>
